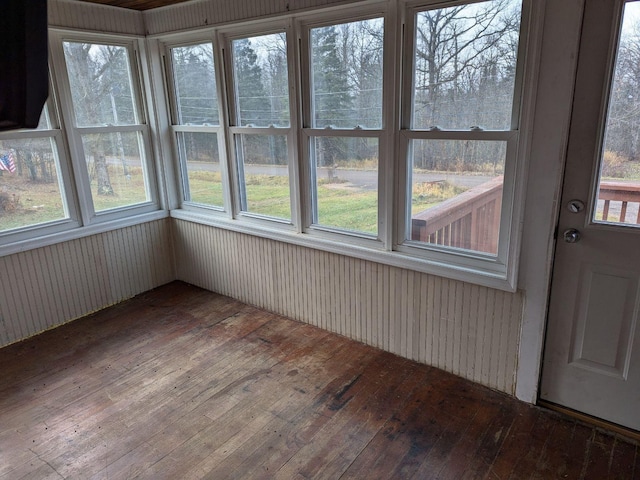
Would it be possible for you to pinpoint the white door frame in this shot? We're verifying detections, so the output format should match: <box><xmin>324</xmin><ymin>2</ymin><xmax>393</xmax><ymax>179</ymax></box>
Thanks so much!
<box><xmin>513</xmin><ymin>0</ymin><xmax>586</xmax><ymax>403</ymax></box>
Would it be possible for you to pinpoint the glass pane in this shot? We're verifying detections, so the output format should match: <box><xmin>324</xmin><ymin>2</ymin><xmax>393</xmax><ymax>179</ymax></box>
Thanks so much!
<box><xmin>171</xmin><ymin>43</ymin><xmax>219</xmax><ymax>125</ymax></box>
<box><xmin>311</xmin><ymin>18</ymin><xmax>384</xmax><ymax>129</ymax></box>
<box><xmin>81</xmin><ymin>132</ymin><xmax>149</xmax><ymax>211</ymax></box>
<box><xmin>177</xmin><ymin>132</ymin><xmax>223</xmax><ymax>207</ymax></box>
<box><xmin>236</xmin><ymin>134</ymin><xmax>290</xmax><ymax>219</ymax></box>
<box><xmin>410</xmin><ymin>139</ymin><xmax>505</xmax><ymax>255</ymax></box>
<box><xmin>0</xmin><ymin>138</ymin><xmax>67</xmax><ymax>232</ymax></box>
<box><xmin>232</xmin><ymin>33</ymin><xmax>290</xmax><ymax>127</ymax></box>
<box><xmin>63</xmin><ymin>42</ymin><xmax>137</xmax><ymax>127</ymax></box>
<box><xmin>412</xmin><ymin>0</ymin><xmax>522</xmax><ymax>130</ymax></box>
<box><xmin>594</xmin><ymin>1</ymin><xmax>640</xmax><ymax>226</ymax></box>
<box><xmin>312</xmin><ymin>136</ymin><xmax>378</xmax><ymax>235</ymax></box>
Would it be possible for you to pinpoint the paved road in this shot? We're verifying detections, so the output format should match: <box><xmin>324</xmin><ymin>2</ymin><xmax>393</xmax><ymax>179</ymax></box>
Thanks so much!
<box><xmin>186</xmin><ymin>162</ymin><xmax>494</xmax><ymax>189</ymax></box>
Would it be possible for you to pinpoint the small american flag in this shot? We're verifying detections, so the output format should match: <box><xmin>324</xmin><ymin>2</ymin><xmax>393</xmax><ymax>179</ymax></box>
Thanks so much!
<box><xmin>0</xmin><ymin>151</ymin><xmax>16</xmax><ymax>173</ymax></box>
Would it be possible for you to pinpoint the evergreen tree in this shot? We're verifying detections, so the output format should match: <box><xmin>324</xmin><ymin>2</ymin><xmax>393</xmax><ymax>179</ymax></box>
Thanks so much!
<box><xmin>311</xmin><ymin>25</ymin><xmax>352</xmax><ymax>168</ymax></box>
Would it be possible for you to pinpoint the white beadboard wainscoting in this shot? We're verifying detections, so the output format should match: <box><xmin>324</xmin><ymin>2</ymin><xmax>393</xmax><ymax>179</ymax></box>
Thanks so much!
<box><xmin>173</xmin><ymin>219</ymin><xmax>524</xmax><ymax>394</ymax></box>
<box><xmin>49</xmin><ymin>0</ymin><xmax>145</xmax><ymax>35</ymax></box>
<box><xmin>0</xmin><ymin>219</ymin><xmax>174</xmax><ymax>348</ymax></box>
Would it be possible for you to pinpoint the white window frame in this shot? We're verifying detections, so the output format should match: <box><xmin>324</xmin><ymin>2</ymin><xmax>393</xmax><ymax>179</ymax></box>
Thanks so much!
<box><xmin>0</xmin><ymin>93</ymin><xmax>81</xmax><ymax>246</ymax></box>
<box><xmin>296</xmin><ymin>6</ymin><xmax>390</xmax><ymax>247</ymax></box>
<box><xmin>162</xmin><ymin>34</ymin><xmax>231</xmax><ymax>214</ymax></box>
<box><xmin>158</xmin><ymin>0</ymin><xmax>540</xmax><ymax>291</ymax></box>
<box><xmin>393</xmin><ymin>0</ymin><xmax>533</xmax><ymax>285</ymax></box>
<box><xmin>50</xmin><ymin>30</ymin><xmax>160</xmax><ymax>226</ymax></box>
<box><xmin>218</xmin><ymin>20</ymin><xmax>301</xmax><ymax>230</ymax></box>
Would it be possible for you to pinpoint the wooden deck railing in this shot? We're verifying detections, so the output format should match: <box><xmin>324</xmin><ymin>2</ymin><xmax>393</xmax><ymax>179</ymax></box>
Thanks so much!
<box><xmin>597</xmin><ymin>181</ymin><xmax>640</xmax><ymax>223</ymax></box>
<box><xmin>411</xmin><ymin>179</ymin><xmax>640</xmax><ymax>255</ymax></box>
<box><xmin>411</xmin><ymin>176</ymin><xmax>503</xmax><ymax>254</ymax></box>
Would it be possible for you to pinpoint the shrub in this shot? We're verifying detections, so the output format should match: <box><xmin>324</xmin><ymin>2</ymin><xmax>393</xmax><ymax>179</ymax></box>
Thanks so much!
<box><xmin>601</xmin><ymin>150</ymin><xmax>631</xmax><ymax>178</ymax></box>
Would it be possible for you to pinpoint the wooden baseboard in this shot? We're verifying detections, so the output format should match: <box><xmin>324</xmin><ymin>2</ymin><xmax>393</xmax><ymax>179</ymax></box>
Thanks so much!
<box><xmin>538</xmin><ymin>400</ymin><xmax>640</xmax><ymax>444</ymax></box>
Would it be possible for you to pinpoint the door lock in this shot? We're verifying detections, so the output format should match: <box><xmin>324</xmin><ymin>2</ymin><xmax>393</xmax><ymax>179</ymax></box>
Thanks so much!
<box><xmin>567</xmin><ymin>199</ymin><xmax>585</xmax><ymax>213</ymax></box>
<box><xmin>563</xmin><ymin>228</ymin><xmax>581</xmax><ymax>243</ymax></box>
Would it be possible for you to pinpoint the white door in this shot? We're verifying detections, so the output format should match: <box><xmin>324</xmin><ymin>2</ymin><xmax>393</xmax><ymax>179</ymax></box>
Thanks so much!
<box><xmin>540</xmin><ymin>0</ymin><xmax>640</xmax><ymax>431</ymax></box>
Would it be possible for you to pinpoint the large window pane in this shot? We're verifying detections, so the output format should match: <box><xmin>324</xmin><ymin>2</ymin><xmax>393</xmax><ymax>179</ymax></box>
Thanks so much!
<box><xmin>236</xmin><ymin>134</ymin><xmax>290</xmax><ymax>219</ymax></box>
<box><xmin>63</xmin><ymin>42</ymin><xmax>137</xmax><ymax>127</ymax></box>
<box><xmin>81</xmin><ymin>132</ymin><xmax>149</xmax><ymax>211</ymax></box>
<box><xmin>311</xmin><ymin>18</ymin><xmax>384</xmax><ymax>129</ymax></box>
<box><xmin>0</xmin><ymin>138</ymin><xmax>67</xmax><ymax>231</ymax></box>
<box><xmin>312</xmin><ymin>136</ymin><xmax>378</xmax><ymax>235</ymax></box>
<box><xmin>412</xmin><ymin>0</ymin><xmax>522</xmax><ymax>130</ymax></box>
<box><xmin>171</xmin><ymin>43</ymin><xmax>219</xmax><ymax>125</ymax></box>
<box><xmin>410</xmin><ymin>140</ymin><xmax>505</xmax><ymax>254</ymax></box>
<box><xmin>177</xmin><ymin>132</ymin><xmax>223</xmax><ymax>207</ymax></box>
<box><xmin>594</xmin><ymin>1</ymin><xmax>640</xmax><ymax>226</ymax></box>
<box><xmin>232</xmin><ymin>33</ymin><xmax>290</xmax><ymax>127</ymax></box>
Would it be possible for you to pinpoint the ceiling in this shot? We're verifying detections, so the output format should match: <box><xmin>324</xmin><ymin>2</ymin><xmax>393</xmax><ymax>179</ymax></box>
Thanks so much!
<box><xmin>73</xmin><ymin>0</ymin><xmax>192</xmax><ymax>10</ymax></box>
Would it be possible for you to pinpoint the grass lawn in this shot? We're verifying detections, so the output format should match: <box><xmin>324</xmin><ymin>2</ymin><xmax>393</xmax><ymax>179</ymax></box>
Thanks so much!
<box><xmin>1</xmin><ymin>167</ymin><xmax>457</xmax><ymax>235</ymax></box>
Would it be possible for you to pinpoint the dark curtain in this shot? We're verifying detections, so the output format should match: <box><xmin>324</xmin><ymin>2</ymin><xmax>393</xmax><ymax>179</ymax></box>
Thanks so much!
<box><xmin>0</xmin><ymin>0</ymin><xmax>49</xmax><ymax>131</ymax></box>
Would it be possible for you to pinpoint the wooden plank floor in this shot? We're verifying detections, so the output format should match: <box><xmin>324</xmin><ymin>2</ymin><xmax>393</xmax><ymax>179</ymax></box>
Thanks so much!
<box><xmin>0</xmin><ymin>282</ymin><xmax>637</xmax><ymax>479</ymax></box>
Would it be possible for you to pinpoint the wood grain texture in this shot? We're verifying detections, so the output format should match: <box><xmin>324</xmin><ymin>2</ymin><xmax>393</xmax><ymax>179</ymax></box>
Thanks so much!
<box><xmin>0</xmin><ymin>219</ymin><xmax>174</xmax><ymax>348</ymax></box>
<box><xmin>172</xmin><ymin>220</ymin><xmax>523</xmax><ymax>395</ymax></box>
<box><xmin>0</xmin><ymin>282</ymin><xmax>636</xmax><ymax>479</ymax></box>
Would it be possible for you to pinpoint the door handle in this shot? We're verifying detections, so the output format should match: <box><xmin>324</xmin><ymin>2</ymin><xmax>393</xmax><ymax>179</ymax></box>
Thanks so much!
<box><xmin>563</xmin><ymin>228</ymin><xmax>581</xmax><ymax>243</ymax></box>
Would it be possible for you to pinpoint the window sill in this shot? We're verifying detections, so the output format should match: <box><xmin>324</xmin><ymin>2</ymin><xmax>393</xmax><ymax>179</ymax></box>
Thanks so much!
<box><xmin>170</xmin><ymin>209</ymin><xmax>517</xmax><ymax>292</ymax></box>
<box><xmin>0</xmin><ymin>210</ymin><xmax>170</xmax><ymax>258</ymax></box>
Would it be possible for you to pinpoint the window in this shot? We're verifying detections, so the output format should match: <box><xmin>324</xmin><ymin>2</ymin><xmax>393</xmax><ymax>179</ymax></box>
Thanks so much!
<box><xmin>399</xmin><ymin>0</ymin><xmax>524</xmax><ymax>260</ymax></box>
<box><xmin>168</xmin><ymin>42</ymin><xmax>226</xmax><ymax>209</ymax></box>
<box><xmin>305</xmin><ymin>17</ymin><xmax>384</xmax><ymax>236</ymax></box>
<box><xmin>57</xmin><ymin>36</ymin><xmax>158</xmax><ymax>220</ymax></box>
<box><xmin>228</xmin><ymin>31</ymin><xmax>293</xmax><ymax>222</ymax></box>
<box><xmin>0</xmin><ymin>102</ymin><xmax>78</xmax><ymax>241</ymax></box>
<box><xmin>159</xmin><ymin>0</ymin><xmax>534</xmax><ymax>289</ymax></box>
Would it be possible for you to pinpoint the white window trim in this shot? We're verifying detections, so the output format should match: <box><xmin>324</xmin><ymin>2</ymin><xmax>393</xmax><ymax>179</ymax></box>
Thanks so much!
<box><xmin>155</xmin><ymin>0</ymin><xmax>542</xmax><ymax>292</ymax></box>
<box><xmin>49</xmin><ymin>29</ymin><xmax>161</xmax><ymax>226</ymax></box>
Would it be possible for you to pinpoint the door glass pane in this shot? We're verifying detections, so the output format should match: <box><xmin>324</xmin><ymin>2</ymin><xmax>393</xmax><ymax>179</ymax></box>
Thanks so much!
<box><xmin>177</xmin><ymin>132</ymin><xmax>223</xmax><ymax>207</ymax></box>
<box><xmin>236</xmin><ymin>134</ymin><xmax>290</xmax><ymax>220</ymax></box>
<box><xmin>412</xmin><ymin>0</ymin><xmax>522</xmax><ymax>130</ymax></box>
<box><xmin>81</xmin><ymin>132</ymin><xmax>149</xmax><ymax>211</ymax></box>
<box><xmin>310</xmin><ymin>18</ymin><xmax>384</xmax><ymax>129</ymax></box>
<box><xmin>410</xmin><ymin>139</ymin><xmax>505</xmax><ymax>255</ymax></box>
<box><xmin>63</xmin><ymin>42</ymin><xmax>138</xmax><ymax>127</ymax></box>
<box><xmin>594</xmin><ymin>1</ymin><xmax>640</xmax><ymax>226</ymax></box>
<box><xmin>232</xmin><ymin>33</ymin><xmax>290</xmax><ymax>127</ymax></box>
<box><xmin>311</xmin><ymin>136</ymin><xmax>379</xmax><ymax>235</ymax></box>
<box><xmin>171</xmin><ymin>43</ymin><xmax>219</xmax><ymax>125</ymax></box>
<box><xmin>0</xmin><ymin>137</ymin><xmax>68</xmax><ymax>232</ymax></box>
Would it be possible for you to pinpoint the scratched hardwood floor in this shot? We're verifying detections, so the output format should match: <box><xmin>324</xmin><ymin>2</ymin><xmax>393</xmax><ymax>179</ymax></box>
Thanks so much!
<box><xmin>0</xmin><ymin>281</ymin><xmax>637</xmax><ymax>479</ymax></box>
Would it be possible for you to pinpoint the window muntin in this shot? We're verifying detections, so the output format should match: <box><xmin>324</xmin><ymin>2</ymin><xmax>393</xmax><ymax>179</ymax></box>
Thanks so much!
<box><xmin>403</xmin><ymin>0</ymin><xmax>524</xmax><ymax>258</ymax></box>
<box><xmin>0</xmin><ymin>133</ymin><xmax>68</xmax><ymax>232</ymax></box>
<box><xmin>229</xmin><ymin>31</ymin><xmax>293</xmax><ymax>221</ymax></box>
<box><xmin>62</xmin><ymin>39</ymin><xmax>155</xmax><ymax>215</ymax></box>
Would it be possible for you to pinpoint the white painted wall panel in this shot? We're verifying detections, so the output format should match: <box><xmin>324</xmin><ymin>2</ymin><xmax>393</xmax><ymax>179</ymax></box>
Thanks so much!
<box><xmin>144</xmin><ymin>0</ymin><xmax>358</xmax><ymax>35</ymax></box>
<box><xmin>0</xmin><ymin>219</ymin><xmax>174</xmax><ymax>348</ymax></box>
<box><xmin>49</xmin><ymin>0</ymin><xmax>145</xmax><ymax>35</ymax></box>
<box><xmin>173</xmin><ymin>219</ymin><xmax>523</xmax><ymax>394</ymax></box>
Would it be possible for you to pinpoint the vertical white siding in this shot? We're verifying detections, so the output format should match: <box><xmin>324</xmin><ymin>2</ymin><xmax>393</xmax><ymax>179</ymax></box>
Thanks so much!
<box><xmin>49</xmin><ymin>0</ymin><xmax>145</xmax><ymax>35</ymax></box>
<box><xmin>0</xmin><ymin>219</ymin><xmax>174</xmax><ymax>348</ymax></box>
<box><xmin>173</xmin><ymin>219</ymin><xmax>523</xmax><ymax>394</ymax></box>
<box><xmin>144</xmin><ymin>0</ymin><xmax>359</xmax><ymax>35</ymax></box>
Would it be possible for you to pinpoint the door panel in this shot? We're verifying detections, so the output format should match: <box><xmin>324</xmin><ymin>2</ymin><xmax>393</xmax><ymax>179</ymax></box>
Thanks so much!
<box><xmin>540</xmin><ymin>0</ymin><xmax>640</xmax><ymax>431</ymax></box>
